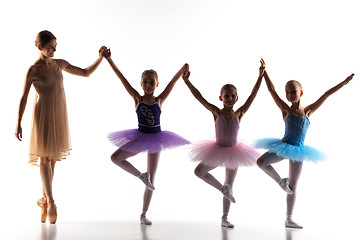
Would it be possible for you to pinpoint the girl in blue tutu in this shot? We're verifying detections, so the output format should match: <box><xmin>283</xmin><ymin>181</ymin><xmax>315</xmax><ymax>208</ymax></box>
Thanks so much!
<box><xmin>103</xmin><ymin>48</ymin><xmax>189</xmax><ymax>225</ymax></box>
<box><xmin>255</xmin><ymin>60</ymin><xmax>354</xmax><ymax>228</ymax></box>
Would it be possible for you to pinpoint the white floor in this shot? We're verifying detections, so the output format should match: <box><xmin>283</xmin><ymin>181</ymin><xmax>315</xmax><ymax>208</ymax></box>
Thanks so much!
<box><xmin>0</xmin><ymin>221</ymin><xmax>355</xmax><ymax>240</ymax></box>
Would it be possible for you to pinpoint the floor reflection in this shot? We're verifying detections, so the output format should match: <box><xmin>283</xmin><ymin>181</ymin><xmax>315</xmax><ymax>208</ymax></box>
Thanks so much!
<box><xmin>286</xmin><ymin>227</ymin><xmax>301</xmax><ymax>240</ymax></box>
<box><xmin>221</xmin><ymin>227</ymin><xmax>233</xmax><ymax>240</ymax></box>
<box><xmin>140</xmin><ymin>224</ymin><xmax>151</xmax><ymax>240</ymax></box>
<box><xmin>41</xmin><ymin>224</ymin><xmax>57</xmax><ymax>240</ymax></box>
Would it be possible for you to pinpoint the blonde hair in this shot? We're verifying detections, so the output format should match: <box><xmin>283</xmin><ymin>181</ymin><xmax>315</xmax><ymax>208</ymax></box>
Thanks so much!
<box><xmin>142</xmin><ymin>69</ymin><xmax>158</xmax><ymax>81</ymax></box>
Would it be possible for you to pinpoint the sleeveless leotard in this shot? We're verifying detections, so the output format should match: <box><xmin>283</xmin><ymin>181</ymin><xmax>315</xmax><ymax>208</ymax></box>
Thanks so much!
<box><xmin>254</xmin><ymin>113</ymin><xmax>325</xmax><ymax>162</ymax></box>
<box><xmin>108</xmin><ymin>98</ymin><xmax>189</xmax><ymax>153</ymax></box>
<box><xmin>189</xmin><ymin>115</ymin><xmax>260</xmax><ymax>169</ymax></box>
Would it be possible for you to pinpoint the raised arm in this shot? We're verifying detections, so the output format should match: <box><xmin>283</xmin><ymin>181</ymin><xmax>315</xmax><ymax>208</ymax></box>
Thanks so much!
<box><xmin>182</xmin><ymin>68</ymin><xmax>220</xmax><ymax>116</ymax></box>
<box><xmin>263</xmin><ymin>68</ymin><xmax>289</xmax><ymax>117</ymax></box>
<box><xmin>56</xmin><ymin>46</ymin><xmax>105</xmax><ymax>77</ymax></box>
<box><xmin>104</xmin><ymin>48</ymin><xmax>141</xmax><ymax>103</ymax></box>
<box><xmin>236</xmin><ymin>59</ymin><xmax>265</xmax><ymax>120</ymax></box>
<box><xmin>157</xmin><ymin>63</ymin><xmax>187</xmax><ymax>107</ymax></box>
<box><xmin>15</xmin><ymin>67</ymin><xmax>37</xmax><ymax>141</ymax></box>
<box><xmin>305</xmin><ymin>73</ymin><xmax>354</xmax><ymax>117</ymax></box>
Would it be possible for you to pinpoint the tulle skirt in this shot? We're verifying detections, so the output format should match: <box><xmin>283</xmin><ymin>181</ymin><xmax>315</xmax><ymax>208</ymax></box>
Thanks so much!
<box><xmin>29</xmin><ymin>89</ymin><xmax>71</xmax><ymax>166</ymax></box>
<box><xmin>108</xmin><ymin>129</ymin><xmax>190</xmax><ymax>154</ymax></box>
<box><xmin>189</xmin><ymin>140</ymin><xmax>260</xmax><ymax>170</ymax></box>
<box><xmin>254</xmin><ymin>138</ymin><xmax>326</xmax><ymax>163</ymax></box>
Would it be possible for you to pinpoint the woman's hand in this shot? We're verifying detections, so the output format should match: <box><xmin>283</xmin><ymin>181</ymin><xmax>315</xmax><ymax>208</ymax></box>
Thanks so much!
<box><xmin>15</xmin><ymin>124</ymin><xmax>22</xmax><ymax>141</ymax></box>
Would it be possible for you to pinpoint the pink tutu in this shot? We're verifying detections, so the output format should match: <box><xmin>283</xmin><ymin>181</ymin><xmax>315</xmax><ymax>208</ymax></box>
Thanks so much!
<box><xmin>108</xmin><ymin>129</ymin><xmax>190</xmax><ymax>154</ymax></box>
<box><xmin>189</xmin><ymin>140</ymin><xmax>260</xmax><ymax>170</ymax></box>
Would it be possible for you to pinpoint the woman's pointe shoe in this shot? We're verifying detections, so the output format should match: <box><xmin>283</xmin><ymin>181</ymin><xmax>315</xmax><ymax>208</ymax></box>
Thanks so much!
<box><xmin>47</xmin><ymin>200</ymin><xmax>57</xmax><ymax>224</ymax></box>
<box><xmin>37</xmin><ymin>198</ymin><xmax>47</xmax><ymax>223</ymax></box>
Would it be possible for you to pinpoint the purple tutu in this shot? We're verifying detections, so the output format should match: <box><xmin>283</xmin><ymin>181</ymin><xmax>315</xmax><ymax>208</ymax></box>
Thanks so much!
<box><xmin>108</xmin><ymin>129</ymin><xmax>190</xmax><ymax>154</ymax></box>
<box><xmin>189</xmin><ymin>140</ymin><xmax>260</xmax><ymax>170</ymax></box>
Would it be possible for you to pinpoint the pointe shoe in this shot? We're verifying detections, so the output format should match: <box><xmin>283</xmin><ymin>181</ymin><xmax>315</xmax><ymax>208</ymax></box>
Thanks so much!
<box><xmin>139</xmin><ymin>172</ymin><xmax>155</xmax><ymax>190</ymax></box>
<box><xmin>221</xmin><ymin>219</ymin><xmax>234</xmax><ymax>228</ymax></box>
<box><xmin>279</xmin><ymin>178</ymin><xmax>293</xmax><ymax>195</ymax></box>
<box><xmin>37</xmin><ymin>198</ymin><xmax>47</xmax><ymax>223</ymax></box>
<box><xmin>47</xmin><ymin>200</ymin><xmax>57</xmax><ymax>224</ymax></box>
<box><xmin>285</xmin><ymin>218</ymin><xmax>303</xmax><ymax>229</ymax></box>
<box><xmin>220</xmin><ymin>184</ymin><xmax>236</xmax><ymax>203</ymax></box>
<box><xmin>140</xmin><ymin>214</ymin><xmax>152</xmax><ymax>225</ymax></box>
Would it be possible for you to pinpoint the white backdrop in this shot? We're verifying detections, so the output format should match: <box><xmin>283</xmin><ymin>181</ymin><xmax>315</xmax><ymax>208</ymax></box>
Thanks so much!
<box><xmin>1</xmin><ymin>0</ymin><xmax>359</xmax><ymax>232</ymax></box>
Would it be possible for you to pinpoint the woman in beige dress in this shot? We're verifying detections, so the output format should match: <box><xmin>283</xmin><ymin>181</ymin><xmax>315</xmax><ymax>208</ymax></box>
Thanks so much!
<box><xmin>15</xmin><ymin>30</ymin><xmax>105</xmax><ymax>224</ymax></box>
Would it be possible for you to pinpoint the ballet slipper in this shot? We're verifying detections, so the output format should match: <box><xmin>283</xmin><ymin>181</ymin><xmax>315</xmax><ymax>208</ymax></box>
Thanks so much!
<box><xmin>140</xmin><ymin>213</ymin><xmax>152</xmax><ymax>225</ymax></box>
<box><xmin>285</xmin><ymin>217</ymin><xmax>303</xmax><ymax>229</ymax></box>
<box><xmin>47</xmin><ymin>199</ymin><xmax>57</xmax><ymax>224</ymax></box>
<box><xmin>37</xmin><ymin>197</ymin><xmax>47</xmax><ymax>223</ymax></box>
<box><xmin>219</xmin><ymin>184</ymin><xmax>236</xmax><ymax>203</ymax></box>
<box><xmin>221</xmin><ymin>219</ymin><xmax>234</xmax><ymax>228</ymax></box>
<box><xmin>139</xmin><ymin>172</ymin><xmax>155</xmax><ymax>190</ymax></box>
<box><xmin>279</xmin><ymin>178</ymin><xmax>293</xmax><ymax>195</ymax></box>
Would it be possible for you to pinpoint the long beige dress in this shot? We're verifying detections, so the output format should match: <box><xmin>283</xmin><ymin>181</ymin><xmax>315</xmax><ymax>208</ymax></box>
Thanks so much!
<box><xmin>28</xmin><ymin>64</ymin><xmax>71</xmax><ymax>166</ymax></box>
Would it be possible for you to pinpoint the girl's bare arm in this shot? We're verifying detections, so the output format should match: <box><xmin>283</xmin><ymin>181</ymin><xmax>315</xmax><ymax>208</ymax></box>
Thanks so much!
<box><xmin>157</xmin><ymin>63</ymin><xmax>187</xmax><ymax>107</ymax></box>
<box><xmin>236</xmin><ymin>59</ymin><xmax>265</xmax><ymax>120</ymax></box>
<box><xmin>182</xmin><ymin>70</ymin><xmax>220</xmax><ymax>116</ymax></box>
<box><xmin>263</xmin><ymin>69</ymin><xmax>289</xmax><ymax>118</ymax></box>
<box><xmin>305</xmin><ymin>73</ymin><xmax>354</xmax><ymax>117</ymax></box>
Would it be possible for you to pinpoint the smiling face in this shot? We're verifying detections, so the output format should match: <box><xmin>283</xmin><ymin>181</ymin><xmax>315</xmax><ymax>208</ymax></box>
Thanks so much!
<box><xmin>219</xmin><ymin>87</ymin><xmax>238</xmax><ymax>107</ymax></box>
<box><xmin>285</xmin><ymin>81</ymin><xmax>303</xmax><ymax>103</ymax></box>
<box><xmin>39</xmin><ymin>38</ymin><xmax>57</xmax><ymax>58</ymax></box>
<box><xmin>141</xmin><ymin>72</ymin><xmax>159</xmax><ymax>94</ymax></box>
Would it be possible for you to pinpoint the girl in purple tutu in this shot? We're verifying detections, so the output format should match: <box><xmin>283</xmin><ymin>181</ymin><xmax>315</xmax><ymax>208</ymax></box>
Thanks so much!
<box><xmin>182</xmin><ymin>60</ymin><xmax>265</xmax><ymax>228</ymax></box>
<box><xmin>103</xmin><ymin>48</ymin><xmax>189</xmax><ymax>225</ymax></box>
<box><xmin>255</xmin><ymin>60</ymin><xmax>354</xmax><ymax>228</ymax></box>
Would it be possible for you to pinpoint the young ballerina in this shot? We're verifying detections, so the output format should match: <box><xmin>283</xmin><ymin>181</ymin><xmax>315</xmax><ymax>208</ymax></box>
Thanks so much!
<box><xmin>103</xmin><ymin>48</ymin><xmax>190</xmax><ymax>225</ymax></box>
<box><xmin>15</xmin><ymin>30</ymin><xmax>106</xmax><ymax>224</ymax></box>
<box><xmin>182</xmin><ymin>60</ymin><xmax>265</xmax><ymax>228</ymax></box>
<box><xmin>255</xmin><ymin>60</ymin><xmax>354</xmax><ymax>228</ymax></box>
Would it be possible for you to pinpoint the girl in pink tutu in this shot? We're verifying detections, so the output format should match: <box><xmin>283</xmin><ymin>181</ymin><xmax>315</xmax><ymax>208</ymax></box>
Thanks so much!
<box><xmin>255</xmin><ymin>60</ymin><xmax>354</xmax><ymax>228</ymax></box>
<box><xmin>182</xmin><ymin>60</ymin><xmax>265</xmax><ymax>228</ymax></box>
<box><xmin>103</xmin><ymin>48</ymin><xmax>189</xmax><ymax>225</ymax></box>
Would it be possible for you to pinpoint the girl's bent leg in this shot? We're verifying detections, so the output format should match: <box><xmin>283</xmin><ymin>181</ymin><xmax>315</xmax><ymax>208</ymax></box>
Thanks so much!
<box><xmin>285</xmin><ymin>161</ymin><xmax>303</xmax><ymax>228</ymax></box>
<box><xmin>222</xmin><ymin>168</ymin><xmax>238</xmax><ymax>228</ymax></box>
<box><xmin>257</xmin><ymin>152</ymin><xmax>293</xmax><ymax>194</ymax></box>
<box><xmin>141</xmin><ymin>152</ymin><xmax>160</xmax><ymax>225</ymax></box>
<box><xmin>111</xmin><ymin>148</ymin><xmax>140</xmax><ymax>176</ymax></box>
<box><xmin>194</xmin><ymin>163</ymin><xmax>221</xmax><ymax>189</ymax></box>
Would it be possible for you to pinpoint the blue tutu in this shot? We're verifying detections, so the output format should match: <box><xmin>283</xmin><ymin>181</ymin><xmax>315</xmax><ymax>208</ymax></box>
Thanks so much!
<box><xmin>254</xmin><ymin>114</ymin><xmax>326</xmax><ymax>163</ymax></box>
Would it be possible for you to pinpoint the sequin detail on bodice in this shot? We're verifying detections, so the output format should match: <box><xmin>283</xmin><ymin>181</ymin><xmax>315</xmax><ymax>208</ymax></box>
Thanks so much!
<box><xmin>215</xmin><ymin>115</ymin><xmax>239</xmax><ymax>147</ymax></box>
<box><xmin>136</xmin><ymin>98</ymin><xmax>161</xmax><ymax>133</ymax></box>
<box><xmin>282</xmin><ymin>114</ymin><xmax>310</xmax><ymax>146</ymax></box>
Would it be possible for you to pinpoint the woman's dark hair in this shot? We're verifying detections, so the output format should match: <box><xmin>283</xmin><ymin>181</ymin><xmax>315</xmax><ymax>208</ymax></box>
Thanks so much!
<box><xmin>35</xmin><ymin>30</ymin><xmax>56</xmax><ymax>47</ymax></box>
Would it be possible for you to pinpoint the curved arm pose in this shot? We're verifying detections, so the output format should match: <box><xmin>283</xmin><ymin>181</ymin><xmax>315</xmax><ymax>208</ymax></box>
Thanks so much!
<box><xmin>255</xmin><ymin>60</ymin><xmax>354</xmax><ymax>228</ymax></box>
<box><xmin>182</xmin><ymin>60</ymin><xmax>265</xmax><ymax>228</ymax></box>
<box><xmin>104</xmin><ymin>48</ymin><xmax>189</xmax><ymax>225</ymax></box>
<box><xmin>15</xmin><ymin>30</ymin><xmax>105</xmax><ymax>224</ymax></box>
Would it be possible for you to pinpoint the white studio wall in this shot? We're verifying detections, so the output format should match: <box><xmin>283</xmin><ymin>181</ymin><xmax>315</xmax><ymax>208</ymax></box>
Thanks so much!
<box><xmin>1</xmin><ymin>0</ymin><xmax>359</xmax><ymax>235</ymax></box>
